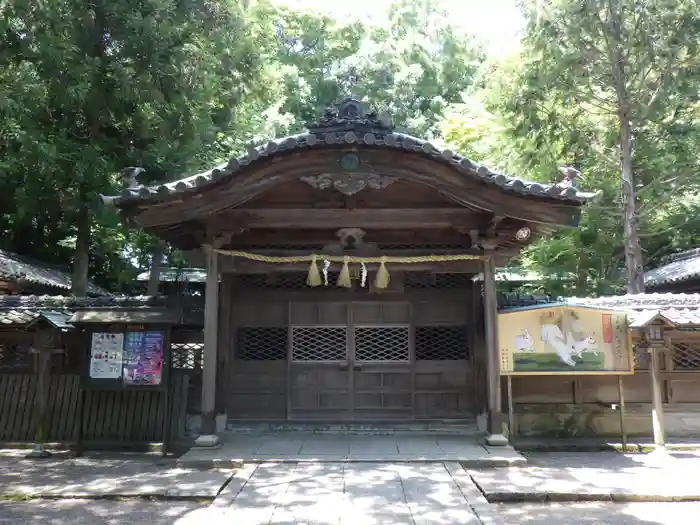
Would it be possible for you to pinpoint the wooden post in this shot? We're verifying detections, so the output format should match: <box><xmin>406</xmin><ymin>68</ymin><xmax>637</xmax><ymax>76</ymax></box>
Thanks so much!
<box><xmin>617</xmin><ymin>375</ymin><xmax>627</xmax><ymax>452</ymax></box>
<box><xmin>27</xmin><ymin>325</ymin><xmax>56</xmax><ymax>458</ymax></box>
<box><xmin>483</xmin><ymin>256</ymin><xmax>507</xmax><ymax>446</ymax></box>
<box><xmin>194</xmin><ymin>247</ymin><xmax>220</xmax><ymax>448</ymax></box>
<box><xmin>649</xmin><ymin>348</ymin><xmax>666</xmax><ymax>450</ymax></box>
<box><xmin>507</xmin><ymin>375</ymin><xmax>515</xmax><ymax>442</ymax></box>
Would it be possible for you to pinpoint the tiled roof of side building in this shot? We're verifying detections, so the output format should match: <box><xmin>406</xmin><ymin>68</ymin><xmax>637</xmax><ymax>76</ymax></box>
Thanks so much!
<box><xmin>103</xmin><ymin>99</ymin><xmax>602</xmax><ymax>208</ymax></box>
<box><xmin>0</xmin><ymin>249</ymin><xmax>110</xmax><ymax>296</ymax></box>
<box><xmin>565</xmin><ymin>293</ymin><xmax>700</xmax><ymax>325</ymax></box>
<box><xmin>644</xmin><ymin>248</ymin><xmax>700</xmax><ymax>288</ymax></box>
<box><xmin>0</xmin><ymin>294</ymin><xmax>203</xmax><ymax>327</ymax></box>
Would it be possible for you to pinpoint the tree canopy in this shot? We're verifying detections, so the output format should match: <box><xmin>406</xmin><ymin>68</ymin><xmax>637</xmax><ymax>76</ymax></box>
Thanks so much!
<box><xmin>1</xmin><ymin>0</ymin><xmax>698</xmax><ymax>297</ymax></box>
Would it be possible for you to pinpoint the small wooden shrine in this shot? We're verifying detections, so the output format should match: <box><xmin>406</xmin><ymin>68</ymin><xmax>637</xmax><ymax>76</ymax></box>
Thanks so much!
<box><xmin>105</xmin><ymin>99</ymin><xmax>595</xmax><ymax>446</ymax></box>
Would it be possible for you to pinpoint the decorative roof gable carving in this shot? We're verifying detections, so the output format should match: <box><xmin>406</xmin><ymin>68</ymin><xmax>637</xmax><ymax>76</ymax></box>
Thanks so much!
<box><xmin>305</xmin><ymin>98</ymin><xmax>394</xmax><ymax>136</ymax></box>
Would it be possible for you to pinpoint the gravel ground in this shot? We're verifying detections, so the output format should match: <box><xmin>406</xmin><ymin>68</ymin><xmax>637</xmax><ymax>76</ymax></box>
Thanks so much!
<box><xmin>0</xmin><ymin>500</ymin><xmax>205</xmax><ymax>525</ymax></box>
<box><xmin>496</xmin><ymin>501</ymin><xmax>700</xmax><ymax>524</ymax></box>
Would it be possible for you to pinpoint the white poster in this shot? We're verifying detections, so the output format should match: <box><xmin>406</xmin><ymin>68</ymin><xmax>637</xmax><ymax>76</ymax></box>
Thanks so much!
<box><xmin>89</xmin><ymin>332</ymin><xmax>124</xmax><ymax>379</ymax></box>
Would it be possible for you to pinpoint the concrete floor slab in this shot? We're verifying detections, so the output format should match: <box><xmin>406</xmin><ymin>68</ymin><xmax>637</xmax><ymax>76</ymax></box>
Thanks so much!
<box><xmin>177</xmin><ymin>432</ymin><xmax>525</xmax><ymax>468</ymax></box>
<box><xmin>0</xmin><ymin>455</ymin><xmax>234</xmax><ymax>499</ymax></box>
<box><xmin>469</xmin><ymin>450</ymin><xmax>700</xmax><ymax>502</ymax></box>
<box><xmin>209</xmin><ymin>462</ymin><xmax>484</xmax><ymax>525</ymax></box>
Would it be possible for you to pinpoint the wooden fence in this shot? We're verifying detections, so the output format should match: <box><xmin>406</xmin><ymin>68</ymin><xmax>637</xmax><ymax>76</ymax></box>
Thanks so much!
<box><xmin>0</xmin><ymin>372</ymin><xmax>190</xmax><ymax>444</ymax></box>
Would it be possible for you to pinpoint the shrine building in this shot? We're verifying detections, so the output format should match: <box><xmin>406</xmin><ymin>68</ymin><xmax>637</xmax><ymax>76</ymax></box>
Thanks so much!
<box><xmin>105</xmin><ymin>99</ymin><xmax>596</xmax><ymax>446</ymax></box>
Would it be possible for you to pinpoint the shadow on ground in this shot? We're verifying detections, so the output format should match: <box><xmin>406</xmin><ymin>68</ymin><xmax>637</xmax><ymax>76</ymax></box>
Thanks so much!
<box><xmin>0</xmin><ymin>452</ymin><xmax>232</xmax><ymax>498</ymax></box>
<box><xmin>196</xmin><ymin>462</ymin><xmax>482</xmax><ymax>525</ymax></box>
<box><xmin>469</xmin><ymin>451</ymin><xmax>700</xmax><ymax>502</ymax></box>
<box><xmin>0</xmin><ymin>500</ymin><xmax>203</xmax><ymax>525</ymax></box>
<box><xmin>496</xmin><ymin>501</ymin><xmax>700</xmax><ymax>525</ymax></box>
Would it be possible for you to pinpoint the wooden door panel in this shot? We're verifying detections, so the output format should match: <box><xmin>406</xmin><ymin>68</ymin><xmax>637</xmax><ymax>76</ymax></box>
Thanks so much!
<box><xmin>289</xmin><ymin>324</ymin><xmax>351</xmax><ymax>420</ymax></box>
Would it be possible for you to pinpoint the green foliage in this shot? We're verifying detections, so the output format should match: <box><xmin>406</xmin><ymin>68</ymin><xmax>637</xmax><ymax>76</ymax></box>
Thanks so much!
<box><xmin>0</xmin><ymin>0</ymin><xmax>279</xmax><ymax>290</ymax></box>
<box><xmin>3</xmin><ymin>0</ymin><xmax>700</xmax><ymax>296</ymax></box>
<box><xmin>269</xmin><ymin>0</ymin><xmax>484</xmax><ymax>138</ymax></box>
<box><xmin>445</xmin><ymin>0</ymin><xmax>700</xmax><ymax>295</ymax></box>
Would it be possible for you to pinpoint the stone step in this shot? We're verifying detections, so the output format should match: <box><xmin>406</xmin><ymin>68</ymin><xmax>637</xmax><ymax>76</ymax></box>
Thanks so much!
<box><xmin>225</xmin><ymin>419</ymin><xmax>481</xmax><ymax>435</ymax></box>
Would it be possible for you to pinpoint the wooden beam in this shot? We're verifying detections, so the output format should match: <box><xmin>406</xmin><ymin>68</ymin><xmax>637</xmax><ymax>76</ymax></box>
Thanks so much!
<box><xmin>213</xmin><ymin>208</ymin><xmax>483</xmax><ymax>230</ymax></box>
<box><xmin>128</xmin><ymin>148</ymin><xmax>584</xmax><ymax>228</ymax></box>
<box><xmin>219</xmin><ymin>257</ymin><xmax>484</xmax><ymax>274</ymax></box>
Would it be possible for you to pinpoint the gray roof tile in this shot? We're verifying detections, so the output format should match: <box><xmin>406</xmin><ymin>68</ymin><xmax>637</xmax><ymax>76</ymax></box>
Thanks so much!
<box><xmin>105</xmin><ymin>99</ymin><xmax>600</xmax><ymax>207</ymax></box>
<box><xmin>645</xmin><ymin>248</ymin><xmax>700</xmax><ymax>288</ymax></box>
<box><xmin>0</xmin><ymin>294</ymin><xmax>204</xmax><ymax>327</ymax></box>
<box><xmin>565</xmin><ymin>293</ymin><xmax>700</xmax><ymax>326</ymax></box>
<box><xmin>0</xmin><ymin>249</ymin><xmax>110</xmax><ymax>296</ymax></box>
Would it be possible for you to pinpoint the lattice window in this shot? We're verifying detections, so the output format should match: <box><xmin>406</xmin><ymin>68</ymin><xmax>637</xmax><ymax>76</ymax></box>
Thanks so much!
<box><xmin>0</xmin><ymin>342</ymin><xmax>33</xmax><ymax>371</ymax></box>
<box><xmin>232</xmin><ymin>272</ymin><xmax>341</xmax><ymax>290</ymax></box>
<box><xmin>171</xmin><ymin>343</ymin><xmax>203</xmax><ymax>369</ymax></box>
<box><xmin>415</xmin><ymin>325</ymin><xmax>470</xmax><ymax>360</ymax></box>
<box><xmin>231</xmin><ymin>243</ymin><xmax>326</xmax><ymax>251</ymax></box>
<box><xmin>235</xmin><ymin>327</ymin><xmax>287</xmax><ymax>360</ymax></box>
<box><xmin>404</xmin><ymin>272</ymin><xmax>472</xmax><ymax>290</ymax></box>
<box><xmin>378</xmin><ymin>243</ymin><xmax>472</xmax><ymax>250</ymax></box>
<box><xmin>633</xmin><ymin>347</ymin><xmax>650</xmax><ymax>370</ymax></box>
<box><xmin>671</xmin><ymin>342</ymin><xmax>700</xmax><ymax>370</ymax></box>
<box><xmin>291</xmin><ymin>327</ymin><xmax>346</xmax><ymax>361</ymax></box>
<box><xmin>355</xmin><ymin>327</ymin><xmax>409</xmax><ymax>361</ymax></box>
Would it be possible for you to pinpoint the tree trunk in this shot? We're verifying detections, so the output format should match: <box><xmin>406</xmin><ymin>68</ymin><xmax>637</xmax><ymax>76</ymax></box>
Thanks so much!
<box><xmin>617</xmin><ymin>113</ymin><xmax>644</xmax><ymax>293</ymax></box>
<box><xmin>147</xmin><ymin>241</ymin><xmax>165</xmax><ymax>296</ymax></box>
<box><xmin>608</xmin><ymin>0</ymin><xmax>645</xmax><ymax>294</ymax></box>
<box><xmin>72</xmin><ymin>188</ymin><xmax>90</xmax><ymax>297</ymax></box>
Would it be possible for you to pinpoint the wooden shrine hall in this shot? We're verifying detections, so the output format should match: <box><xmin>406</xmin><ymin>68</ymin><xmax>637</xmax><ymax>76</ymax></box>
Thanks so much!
<box><xmin>105</xmin><ymin>99</ymin><xmax>596</xmax><ymax>447</ymax></box>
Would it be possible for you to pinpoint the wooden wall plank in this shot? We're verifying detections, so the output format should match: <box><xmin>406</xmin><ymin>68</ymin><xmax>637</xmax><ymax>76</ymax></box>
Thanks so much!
<box><xmin>5</xmin><ymin>375</ymin><xmax>19</xmax><ymax>441</ymax></box>
<box><xmin>46</xmin><ymin>375</ymin><xmax>60</xmax><ymax>440</ymax></box>
<box><xmin>102</xmin><ymin>390</ymin><xmax>115</xmax><ymax>440</ymax></box>
<box><xmin>124</xmin><ymin>390</ymin><xmax>138</xmax><ymax>441</ymax></box>
<box><xmin>64</xmin><ymin>376</ymin><xmax>79</xmax><ymax>442</ymax></box>
<box><xmin>0</xmin><ymin>371</ymin><xmax>237</xmax><ymax>445</ymax></box>
<box><xmin>22</xmin><ymin>375</ymin><xmax>38</xmax><ymax>441</ymax></box>
<box><xmin>0</xmin><ymin>375</ymin><xmax>10</xmax><ymax>440</ymax></box>
<box><xmin>13</xmin><ymin>375</ymin><xmax>24</xmax><ymax>441</ymax></box>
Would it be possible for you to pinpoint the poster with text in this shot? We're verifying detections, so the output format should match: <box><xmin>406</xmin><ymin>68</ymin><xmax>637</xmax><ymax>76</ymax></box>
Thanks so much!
<box><xmin>89</xmin><ymin>332</ymin><xmax>124</xmax><ymax>379</ymax></box>
<box><xmin>498</xmin><ymin>305</ymin><xmax>633</xmax><ymax>375</ymax></box>
<box><xmin>122</xmin><ymin>331</ymin><xmax>165</xmax><ymax>386</ymax></box>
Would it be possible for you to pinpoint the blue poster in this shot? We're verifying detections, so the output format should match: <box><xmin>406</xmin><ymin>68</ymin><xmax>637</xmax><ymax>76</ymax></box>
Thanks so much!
<box><xmin>122</xmin><ymin>331</ymin><xmax>164</xmax><ymax>386</ymax></box>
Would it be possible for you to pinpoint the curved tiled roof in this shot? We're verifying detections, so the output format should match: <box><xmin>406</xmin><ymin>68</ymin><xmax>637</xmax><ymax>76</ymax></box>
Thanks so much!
<box><xmin>0</xmin><ymin>249</ymin><xmax>110</xmax><ymax>296</ymax></box>
<box><xmin>106</xmin><ymin>99</ymin><xmax>600</xmax><ymax>207</ymax></box>
<box><xmin>565</xmin><ymin>293</ymin><xmax>700</xmax><ymax>309</ymax></box>
<box><xmin>0</xmin><ymin>294</ymin><xmax>204</xmax><ymax>327</ymax></box>
<box><xmin>644</xmin><ymin>248</ymin><xmax>700</xmax><ymax>288</ymax></box>
<box><xmin>565</xmin><ymin>293</ymin><xmax>700</xmax><ymax>326</ymax></box>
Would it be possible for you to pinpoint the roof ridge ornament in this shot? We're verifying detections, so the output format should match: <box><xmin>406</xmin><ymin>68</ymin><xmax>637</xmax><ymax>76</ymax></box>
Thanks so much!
<box><xmin>306</xmin><ymin>98</ymin><xmax>394</xmax><ymax>135</ymax></box>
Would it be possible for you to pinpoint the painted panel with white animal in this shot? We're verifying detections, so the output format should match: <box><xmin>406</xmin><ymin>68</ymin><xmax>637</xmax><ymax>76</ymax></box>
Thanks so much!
<box><xmin>498</xmin><ymin>305</ymin><xmax>633</xmax><ymax>375</ymax></box>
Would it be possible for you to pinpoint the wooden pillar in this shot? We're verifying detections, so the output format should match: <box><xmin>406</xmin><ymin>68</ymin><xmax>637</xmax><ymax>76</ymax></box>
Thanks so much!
<box><xmin>194</xmin><ymin>247</ymin><xmax>220</xmax><ymax>447</ymax></box>
<box><xmin>27</xmin><ymin>324</ymin><xmax>56</xmax><ymax>458</ymax></box>
<box><xmin>649</xmin><ymin>348</ymin><xmax>666</xmax><ymax>449</ymax></box>
<box><xmin>483</xmin><ymin>256</ymin><xmax>507</xmax><ymax>446</ymax></box>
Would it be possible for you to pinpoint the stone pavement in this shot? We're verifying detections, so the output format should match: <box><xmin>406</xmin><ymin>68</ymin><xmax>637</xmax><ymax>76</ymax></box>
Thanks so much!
<box><xmin>495</xmin><ymin>502</ymin><xmax>700</xmax><ymax>524</ymax></box>
<box><xmin>3</xmin><ymin>499</ymin><xmax>700</xmax><ymax>525</ymax></box>
<box><xmin>0</xmin><ymin>500</ymin><xmax>203</xmax><ymax>524</ymax></box>
<box><xmin>175</xmin><ymin>462</ymin><xmax>503</xmax><ymax>525</ymax></box>
<box><xmin>0</xmin><ymin>450</ymin><xmax>232</xmax><ymax>499</ymax></box>
<box><xmin>468</xmin><ymin>450</ymin><xmax>700</xmax><ymax>502</ymax></box>
<box><xmin>177</xmin><ymin>432</ymin><xmax>525</xmax><ymax>468</ymax></box>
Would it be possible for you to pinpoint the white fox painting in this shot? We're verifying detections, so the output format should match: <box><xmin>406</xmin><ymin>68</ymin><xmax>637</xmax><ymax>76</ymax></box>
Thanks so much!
<box><xmin>540</xmin><ymin>323</ymin><xmax>599</xmax><ymax>367</ymax></box>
